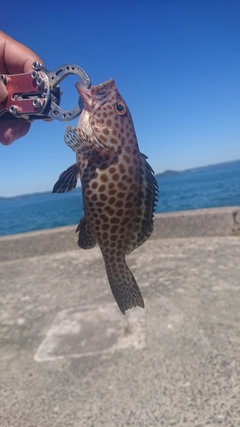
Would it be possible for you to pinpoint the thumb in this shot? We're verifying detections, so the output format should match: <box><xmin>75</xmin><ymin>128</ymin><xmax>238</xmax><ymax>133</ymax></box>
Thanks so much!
<box><xmin>0</xmin><ymin>79</ymin><xmax>8</xmax><ymax>103</ymax></box>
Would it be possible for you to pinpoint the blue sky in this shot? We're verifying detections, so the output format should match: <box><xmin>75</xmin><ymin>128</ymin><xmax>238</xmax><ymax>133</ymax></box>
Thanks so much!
<box><xmin>0</xmin><ymin>0</ymin><xmax>239</xmax><ymax>197</ymax></box>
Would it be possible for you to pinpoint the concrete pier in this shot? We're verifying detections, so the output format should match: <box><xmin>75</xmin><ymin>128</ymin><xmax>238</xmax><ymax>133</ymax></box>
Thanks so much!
<box><xmin>0</xmin><ymin>207</ymin><xmax>240</xmax><ymax>426</ymax></box>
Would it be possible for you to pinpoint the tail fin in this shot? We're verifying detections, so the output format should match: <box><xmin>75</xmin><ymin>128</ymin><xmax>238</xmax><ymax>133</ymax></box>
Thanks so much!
<box><xmin>105</xmin><ymin>260</ymin><xmax>144</xmax><ymax>314</ymax></box>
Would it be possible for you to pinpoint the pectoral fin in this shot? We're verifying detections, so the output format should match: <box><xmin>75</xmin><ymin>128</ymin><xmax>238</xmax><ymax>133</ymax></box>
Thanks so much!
<box><xmin>65</xmin><ymin>126</ymin><xmax>98</xmax><ymax>156</ymax></box>
<box><xmin>65</xmin><ymin>125</ymin><xmax>117</xmax><ymax>158</ymax></box>
<box><xmin>52</xmin><ymin>164</ymin><xmax>79</xmax><ymax>193</ymax></box>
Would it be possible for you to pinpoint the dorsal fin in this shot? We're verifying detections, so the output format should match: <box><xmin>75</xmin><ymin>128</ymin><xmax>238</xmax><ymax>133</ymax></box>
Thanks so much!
<box><xmin>126</xmin><ymin>152</ymin><xmax>159</xmax><ymax>255</ymax></box>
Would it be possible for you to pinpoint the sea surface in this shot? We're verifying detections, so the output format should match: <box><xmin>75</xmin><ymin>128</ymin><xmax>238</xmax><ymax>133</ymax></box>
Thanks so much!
<box><xmin>0</xmin><ymin>163</ymin><xmax>240</xmax><ymax>236</ymax></box>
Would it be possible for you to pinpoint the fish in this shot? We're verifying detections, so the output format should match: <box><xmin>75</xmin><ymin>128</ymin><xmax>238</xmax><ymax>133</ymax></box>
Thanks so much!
<box><xmin>53</xmin><ymin>78</ymin><xmax>158</xmax><ymax>314</ymax></box>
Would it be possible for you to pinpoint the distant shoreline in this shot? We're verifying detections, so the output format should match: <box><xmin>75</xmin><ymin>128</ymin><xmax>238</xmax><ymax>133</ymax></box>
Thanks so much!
<box><xmin>155</xmin><ymin>159</ymin><xmax>240</xmax><ymax>179</ymax></box>
<box><xmin>1</xmin><ymin>159</ymin><xmax>239</xmax><ymax>200</ymax></box>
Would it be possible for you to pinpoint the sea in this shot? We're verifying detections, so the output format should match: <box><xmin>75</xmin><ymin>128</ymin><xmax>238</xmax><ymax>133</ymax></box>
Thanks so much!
<box><xmin>0</xmin><ymin>162</ymin><xmax>240</xmax><ymax>237</ymax></box>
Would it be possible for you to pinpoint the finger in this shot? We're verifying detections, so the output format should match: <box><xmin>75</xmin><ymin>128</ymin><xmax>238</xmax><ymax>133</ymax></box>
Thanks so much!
<box><xmin>0</xmin><ymin>31</ymin><xmax>44</xmax><ymax>74</ymax></box>
<box><xmin>0</xmin><ymin>119</ymin><xmax>31</xmax><ymax>145</ymax></box>
<box><xmin>0</xmin><ymin>79</ymin><xmax>8</xmax><ymax>103</ymax></box>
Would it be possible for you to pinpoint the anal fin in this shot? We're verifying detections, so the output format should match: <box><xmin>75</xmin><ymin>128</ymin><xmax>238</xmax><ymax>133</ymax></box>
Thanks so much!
<box><xmin>76</xmin><ymin>217</ymin><xmax>96</xmax><ymax>250</ymax></box>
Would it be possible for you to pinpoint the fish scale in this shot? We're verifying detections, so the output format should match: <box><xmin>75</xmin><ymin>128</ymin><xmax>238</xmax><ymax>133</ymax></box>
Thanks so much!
<box><xmin>53</xmin><ymin>78</ymin><xmax>158</xmax><ymax>314</ymax></box>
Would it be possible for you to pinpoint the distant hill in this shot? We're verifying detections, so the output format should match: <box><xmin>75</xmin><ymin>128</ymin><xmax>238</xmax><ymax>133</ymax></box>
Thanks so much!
<box><xmin>155</xmin><ymin>159</ymin><xmax>240</xmax><ymax>178</ymax></box>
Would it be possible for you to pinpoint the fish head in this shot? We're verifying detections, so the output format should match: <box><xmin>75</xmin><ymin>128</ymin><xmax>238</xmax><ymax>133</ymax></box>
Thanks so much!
<box><xmin>76</xmin><ymin>79</ymin><xmax>134</xmax><ymax>152</ymax></box>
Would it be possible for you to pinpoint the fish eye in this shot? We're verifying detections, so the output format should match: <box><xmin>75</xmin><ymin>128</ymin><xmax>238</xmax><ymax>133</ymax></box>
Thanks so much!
<box><xmin>115</xmin><ymin>101</ymin><xmax>127</xmax><ymax>115</ymax></box>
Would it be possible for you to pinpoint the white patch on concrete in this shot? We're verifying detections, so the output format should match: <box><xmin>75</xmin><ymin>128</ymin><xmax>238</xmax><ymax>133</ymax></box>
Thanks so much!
<box><xmin>34</xmin><ymin>303</ymin><xmax>146</xmax><ymax>362</ymax></box>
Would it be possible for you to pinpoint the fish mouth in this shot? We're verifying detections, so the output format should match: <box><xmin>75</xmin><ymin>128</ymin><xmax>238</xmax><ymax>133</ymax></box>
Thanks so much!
<box><xmin>76</xmin><ymin>78</ymin><xmax>115</xmax><ymax>112</ymax></box>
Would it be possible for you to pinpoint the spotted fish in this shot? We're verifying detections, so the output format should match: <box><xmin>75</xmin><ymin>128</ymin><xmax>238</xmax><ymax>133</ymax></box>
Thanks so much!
<box><xmin>53</xmin><ymin>78</ymin><xmax>158</xmax><ymax>314</ymax></box>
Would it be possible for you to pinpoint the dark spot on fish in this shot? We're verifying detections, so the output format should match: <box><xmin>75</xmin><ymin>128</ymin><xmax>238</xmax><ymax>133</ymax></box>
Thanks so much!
<box><xmin>100</xmin><ymin>174</ymin><xmax>108</xmax><ymax>182</ymax></box>
<box><xmin>98</xmin><ymin>184</ymin><xmax>106</xmax><ymax>192</ymax></box>
<box><xmin>110</xmin><ymin>225</ymin><xmax>118</xmax><ymax>233</ymax></box>
<box><xmin>102</xmin><ymin>224</ymin><xmax>110</xmax><ymax>230</ymax></box>
<box><xmin>117</xmin><ymin>192</ymin><xmax>125</xmax><ymax>199</ymax></box>
<box><xmin>100</xmin><ymin>193</ymin><xmax>108</xmax><ymax>201</ymax></box>
<box><xmin>121</xmin><ymin>217</ymin><xmax>130</xmax><ymax>225</ymax></box>
<box><xmin>96</xmin><ymin>201</ymin><xmax>105</xmax><ymax>207</ymax></box>
<box><xmin>110</xmin><ymin>138</ymin><xmax>118</xmax><ymax>144</ymax></box>
<box><xmin>126</xmin><ymin>192</ymin><xmax>135</xmax><ymax>201</ymax></box>
<box><xmin>91</xmin><ymin>194</ymin><xmax>98</xmax><ymax>201</ymax></box>
<box><xmin>99</xmin><ymin>135</ymin><xmax>107</xmax><ymax>142</ymax></box>
<box><xmin>109</xmin><ymin>188</ymin><xmax>117</xmax><ymax>195</ymax></box>
<box><xmin>115</xmin><ymin>200</ymin><xmax>123</xmax><ymax>208</ymax></box>
<box><xmin>118</xmin><ymin>263</ymin><xmax>126</xmax><ymax>272</ymax></box>
<box><xmin>100</xmin><ymin>214</ymin><xmax>108</xmax><ymax>222</ymax></box>
<box><xmin>105</xmin><ymin>206</ymin><xmax>115</xmax><ymax>215</ymax></box>
<box><xmin>92</xmin><ymin>181</ymin><xmax>98</xmax><ymax>190</ymax></box>
<box><xmin>116</xmin><ymin>209</ymin><xmax>124</xmax><ymax>216</ymax></box>
<box><xmin>119</xmin><ymin>227</ymin><xmax>126</xmax><ymax>234</ymax></box>
<box><xmin>125</xmin><ymin>146</ymin><xmax>131</xmax><ymax>153</ymax></box>
<box><xmin>125</xmin><ymin>202</ymin><xmax>133</xmax><ymax>208</ymax></box>
<box><xmin>112</xmin><ymin>173</ymin><xmax>120</xmax><ymax>182</ymax></box>
<box><xmin>119</xmin><ymin>163</ymin><xmax>126</xmax><ymax>174</ymax></box>
<box><xmin>102</xmin><ymin>232</ymin><xmax>109</xmax><ymax>240</ymax></box>
<box><xmin>109</xmin><ymin>166</ymin><xmax>116</xmax><ymax>174</ymax></box>
<box><xmin>123</xmin><ymin>155</ymin><xmax>131</xmax><ymax>164</ymax></box>
<box><xmin>128</xmin><ymin>166</ymin><xmax>134</xmax><ymax>174</ymax></box>
<box><xmin>110</xmin><ymin>217</ymin><xmax>119</xmax><ymax>224</ymax></box>
<box><xmin>109</xmin><ymin>197</ymin><xmax>116</xmax><ymax>204</ymax></box>
<box><xmin>118</xmin><ymin>182</ymin><xmax>127</xmax><ymax>191</ymax></box>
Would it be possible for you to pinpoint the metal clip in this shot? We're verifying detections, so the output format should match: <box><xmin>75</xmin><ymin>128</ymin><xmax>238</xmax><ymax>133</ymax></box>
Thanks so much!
<box><xmin>0</xmin><ymin>62</ymin><xmax>91</xmax><ymax>122</ymax></box>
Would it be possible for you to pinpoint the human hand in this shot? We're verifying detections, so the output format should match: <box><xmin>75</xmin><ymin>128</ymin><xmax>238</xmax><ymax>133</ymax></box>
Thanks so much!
<box><xmin>0</xmin><ymin>31</ymin><xmax>43</xmax><ymax>145</ymax></box>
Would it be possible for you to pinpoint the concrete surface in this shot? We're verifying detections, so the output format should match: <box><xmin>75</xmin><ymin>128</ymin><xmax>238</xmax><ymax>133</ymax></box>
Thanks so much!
<box><xmin>0</xmin><ymin>207</ymin><xmax>240</xmax><ymax>426</ymax></box>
